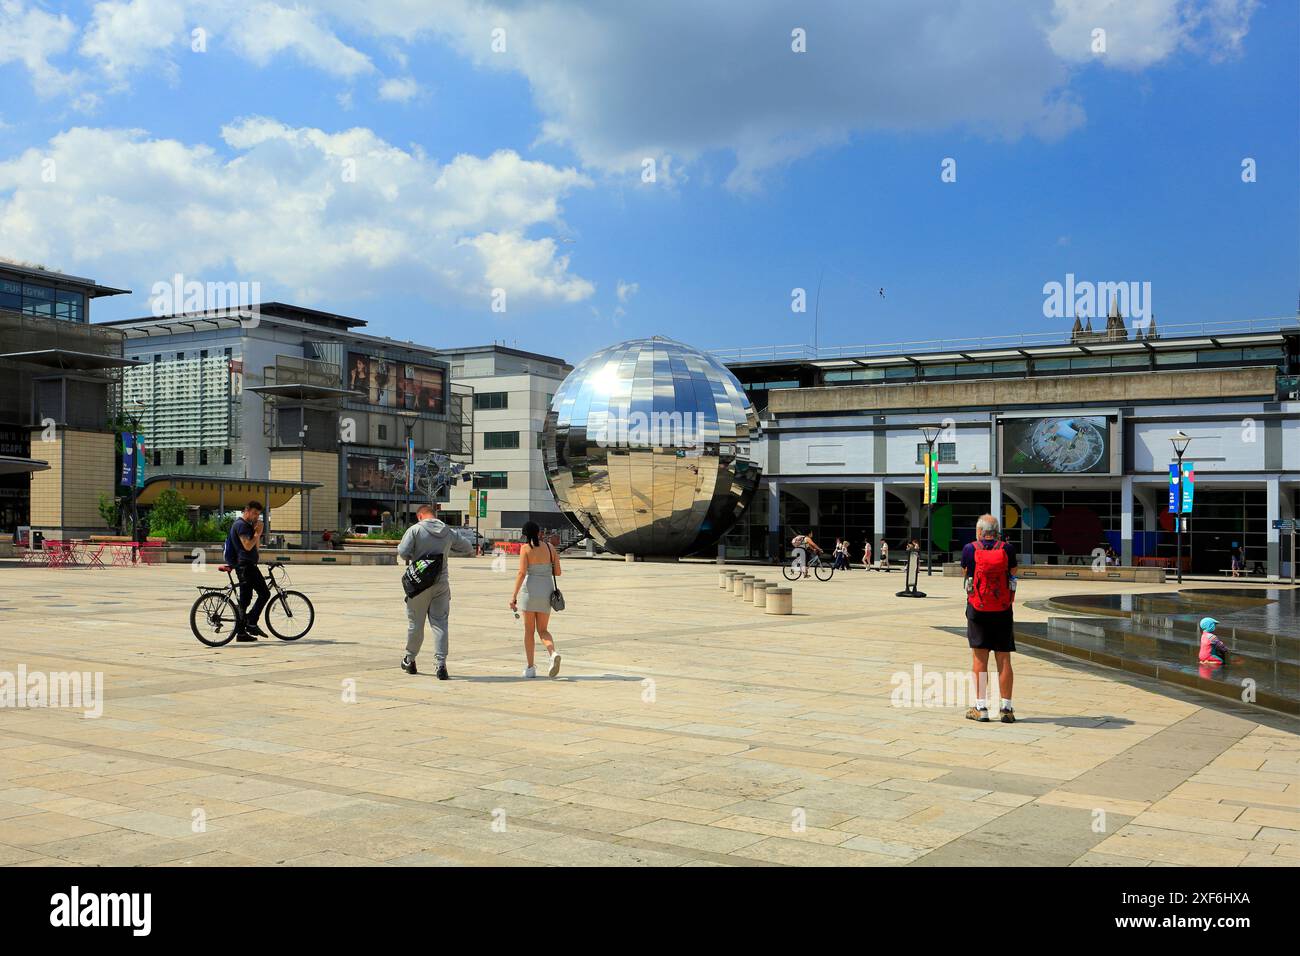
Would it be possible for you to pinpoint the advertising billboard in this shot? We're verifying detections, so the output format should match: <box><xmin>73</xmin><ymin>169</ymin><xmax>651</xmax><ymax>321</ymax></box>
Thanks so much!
<box><xmin>347</xmin><ymin>353</ymin><xmax>445</xmax><ymax>414</ymax></box>
<box><xmin>999</xmin><ymin>415</ymin><xmax>1116</xmax><ymax>476</ymax></box>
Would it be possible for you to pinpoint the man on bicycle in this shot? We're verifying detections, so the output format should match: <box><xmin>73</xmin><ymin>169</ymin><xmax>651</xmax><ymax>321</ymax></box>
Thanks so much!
<box><xmin>224</xmin><ymin>500</ymin><xmax>270</xmax><ymax>642</ymax></box>
<box><xmin>790</xmin><ymin>530</ymin><xmax>822</xmax><ymax>579</ymax></box>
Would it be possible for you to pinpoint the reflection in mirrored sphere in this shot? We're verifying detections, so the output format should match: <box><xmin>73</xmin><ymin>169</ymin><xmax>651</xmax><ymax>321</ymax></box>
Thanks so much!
<box><xmin>541</xmin><ymin>337</ymin><xmax>761</xmax><ymax>556</ymax></box>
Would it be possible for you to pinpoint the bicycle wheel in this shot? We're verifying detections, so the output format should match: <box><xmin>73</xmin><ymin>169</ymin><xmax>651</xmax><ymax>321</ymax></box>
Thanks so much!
<box><xmin>191</xmin><ymin>591</ymin><xmax>241</xmax><ymax>647</ymax></box>
<box><xmin>266</xmin><ymin>590</ymin><xmax>314</xmax><ymax>640</ymax></box>
<box><xmin>814</xmin><ymin>563</ymin><xmax>834</xmax><ymax>582</ymax></box>
<box><xmin>781</xmin><ymin>562</ymin><xmax>799</xmax><ymax>581</ymax></box>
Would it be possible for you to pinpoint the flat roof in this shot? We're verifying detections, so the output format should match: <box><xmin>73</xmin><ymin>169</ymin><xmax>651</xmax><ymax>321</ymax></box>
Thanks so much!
<box><xmin>0</xmin><ymin>261</ymin><xmax>131</xmax><ymax>297</ymax></box>
<box><xmin>0</xmin><ymin>349</ymin><xmax>141</xmax><ymax>370</ymax></box>
<box><xmin>437</xmin><ymin>343</ymin><xmax>571</xmax><ymax>367</ymax></box>
<box><xmin>723</xmin><ymin>326</ymin><xmax>1295</xmax><ymax>371</ymax></box>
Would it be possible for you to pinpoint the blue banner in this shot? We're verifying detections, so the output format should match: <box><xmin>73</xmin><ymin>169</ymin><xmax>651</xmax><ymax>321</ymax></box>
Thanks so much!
<box><xmin>120</xmin><ymin>432</ymin><xmax>136</xmax><ymax>488</ymax></box>
<box><xmin>1168</xmin><ymin>463</ymin><xmax>1180</xmax><ymax>514</ymax></box>
<box><xmin>1180</xmin><ymin>462</ymin><xmax>1195</xmax><ymax>515</ymax></box>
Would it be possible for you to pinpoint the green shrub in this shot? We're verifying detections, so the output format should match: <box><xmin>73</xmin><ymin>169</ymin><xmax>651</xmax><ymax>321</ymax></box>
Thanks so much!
<box><xmin>150</xmin><ymin>489</ymin><xmax>189</xmax><ymax>527</ymax></box>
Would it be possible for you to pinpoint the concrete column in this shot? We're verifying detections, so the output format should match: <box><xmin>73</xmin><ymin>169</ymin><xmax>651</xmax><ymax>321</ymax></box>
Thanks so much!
<box><xmin>989</xmin><ymin>478</ymin><xmax>1002</xmax><ymax>526</ymax></box>
<box><xmin>872</xmin><ymin>479</ymin><xmax>885</xmax><ymax>552</ymax></box>
<box><xmin>1266</xmin><ymin>477</ymin><xmax>1280</xmax><ymax>580</ymax></box>
<box><xmin>767</xmin><ymin>480</ymin><xmax>781</xmax><ymax>562</ymax></box>
<box><xmin>1120</xmin><ymin>476</ymin><xmax>1134</xmax><ymax>567</ymax></box>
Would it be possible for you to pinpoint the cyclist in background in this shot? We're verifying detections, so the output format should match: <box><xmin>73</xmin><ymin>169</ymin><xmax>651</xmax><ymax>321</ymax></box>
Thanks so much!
<box><xmin>790</xmin><ymin>530</ymin><xmax>822</xmax><ymax>578</ymax></box>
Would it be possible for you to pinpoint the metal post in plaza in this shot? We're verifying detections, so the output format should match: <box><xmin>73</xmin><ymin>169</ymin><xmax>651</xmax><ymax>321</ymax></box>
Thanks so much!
<box><xmin>1170</xmin><ymin>430</ymin><xmax>1192</xmax><ymax>584</ymax></box>
<box><xmin>919</xmin><ymin>425</ymin><xmax>940</xmax><ymax>576</ymax></box>
<box><xmin>122</xmin><ymin>399</ymin><xmax>148</xmax><ymax>544</ymax></box>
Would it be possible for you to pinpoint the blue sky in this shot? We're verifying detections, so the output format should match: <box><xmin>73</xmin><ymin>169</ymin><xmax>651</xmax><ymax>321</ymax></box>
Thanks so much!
<box><xmin>0</xmin><ymin>0</ymin><xmax>1295</xmax><ymax>364</ymax></box>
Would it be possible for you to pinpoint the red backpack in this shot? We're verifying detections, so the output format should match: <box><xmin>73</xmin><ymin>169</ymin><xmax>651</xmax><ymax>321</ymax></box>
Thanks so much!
<box><xmin>969</xmin><ymin>541</ymin><xmax>1012</xmax><ymax>612</ymax></box>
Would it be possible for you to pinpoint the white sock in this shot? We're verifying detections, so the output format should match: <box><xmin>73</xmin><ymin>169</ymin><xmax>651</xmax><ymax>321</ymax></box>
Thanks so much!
<box><xmin>975</xmin><ymin>699</ymin><xmax>988</xmax><ymax>711</ymax></box>
<box><xmin>1001</xmin><ymin>698</ymin><xmax>1013</xmax><ymax>711</ymax></box>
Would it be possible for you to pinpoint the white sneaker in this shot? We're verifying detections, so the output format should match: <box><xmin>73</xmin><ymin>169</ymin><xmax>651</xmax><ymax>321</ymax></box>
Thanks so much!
<box><xmin>548</xmin><ymin>653</ymin><xmax>562</xmax><ymax>678</ymax></box>
<box><xmin>522</xmin><ymin>665</ymin><xmax>536</xmax><ymax>678</ymax></box>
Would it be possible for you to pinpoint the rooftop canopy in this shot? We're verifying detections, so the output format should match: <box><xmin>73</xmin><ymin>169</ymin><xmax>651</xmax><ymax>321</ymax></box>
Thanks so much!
<box><xmin>0</xmin><ymin>349</ymin><xmax>142</xmax><ymax>370</ymax></box>
<box><xmin>0</xmin><ymin>455</ymin><xmax>50</xmax><ymax>476</ymax></box>
<box><xmin>245</xmin><ymin>383</ymin><xmax>364</xmax><ymax>403</ymax></box>
<box><xmin>136</xmin><ymin>475</ymin><xmax>321</xmax><ymax>509</ymax></box>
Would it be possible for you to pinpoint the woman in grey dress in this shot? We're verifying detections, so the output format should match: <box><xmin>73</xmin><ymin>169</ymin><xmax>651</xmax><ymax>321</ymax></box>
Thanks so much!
<box><xmin>509</xmin><ymin>521</ymin><xmax>562</xmax><ymax>678</ymax></box>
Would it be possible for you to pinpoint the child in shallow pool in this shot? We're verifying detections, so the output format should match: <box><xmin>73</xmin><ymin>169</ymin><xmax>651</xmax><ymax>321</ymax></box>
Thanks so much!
<box><xmin>1197</xmin><ymin>617</ymin><xmax>1228</xmax><ymax>668</ymax></box>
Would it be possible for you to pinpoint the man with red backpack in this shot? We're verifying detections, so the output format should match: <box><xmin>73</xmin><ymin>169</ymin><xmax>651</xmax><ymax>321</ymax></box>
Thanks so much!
<box><xmin>962</xmin><ymin>514</ymin><xmax>1018</xmax><ymax>723</ymax></box>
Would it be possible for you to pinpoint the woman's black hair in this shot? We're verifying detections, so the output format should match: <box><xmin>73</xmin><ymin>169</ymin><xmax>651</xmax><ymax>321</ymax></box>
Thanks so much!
<box><xmin>521</xmin><ymin>521</ymin><xmax>541</xmax><ymax>547</ymax></box>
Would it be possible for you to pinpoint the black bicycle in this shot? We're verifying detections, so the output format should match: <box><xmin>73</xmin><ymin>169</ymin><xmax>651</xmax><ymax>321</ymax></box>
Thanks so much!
<box><xmin>190</xmin><ymin>562</ymin><xmax>315</xmax><ymax>647</ymax></box>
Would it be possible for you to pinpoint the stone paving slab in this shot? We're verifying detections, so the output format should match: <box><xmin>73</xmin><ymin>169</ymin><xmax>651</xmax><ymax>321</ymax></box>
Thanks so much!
<box><xmin>1</xmin><ymin>559</ymin><xmax>1297</xmax><ymax>867</ymax></box>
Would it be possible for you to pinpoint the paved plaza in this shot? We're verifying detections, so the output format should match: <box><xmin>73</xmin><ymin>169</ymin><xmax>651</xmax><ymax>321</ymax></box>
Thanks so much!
<box><xmin>1</xmin><ymin>558</ymin><xmax>1297</xmax><ymax>867</ymax></box>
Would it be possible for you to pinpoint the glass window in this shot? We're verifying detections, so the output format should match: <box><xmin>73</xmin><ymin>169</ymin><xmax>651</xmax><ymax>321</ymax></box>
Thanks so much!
<box><xmin>0</xmin><ymin>279</ymin><xmax>21</xmax><ymax>310</ymax></box>
<box><xmin>1034</xmin><ymin>358</ymin><xmax>1069</xmax><ymax>371</ymax></box>
<box><xmin>1155</xmin><ymin>351</ymin><xmax>1197</xmax><ymax>366</ymax></box>
<box><xmin>1071</xmin><ymin>356</ymin><xmax>1111</xmax><ymax>370</ymax></box>
<box><xmin>474</xmin><ymin>391</ymin><xmax>509</xmax><ymax>410</ymax></box>
<box><xmin>472</xmin><ymin>471</ymin><xmax>508</xmax><ymax>489</ymax></box>
<box><xmin>1110</xmin><ymin>354</ymin><xmax>1148</xmax><ymax>368</ymax></box>
<box><xmin>176</xmin><ymin>450</ymin><xmax>184</xmax><ymax>466</ymax></box>
<box><xmin>991</xmin><ymin>360</ymin><xmax>1028</xmax><ymax>374</ymax></box>
<box><xmin>824</xmin><ymin>371</ymin><xmax>854</xmax><ymax>383</ymax></box>
<box><xmin>484</xmin><ymin>431</ymin><xmax>520</xmax><ymax>450</ymax></box>
<box><xmin>199</xmin><ymin>449</ymin><xmax>208</xmax><ymax>466</ymax></box>
<box><xmin>153</xmin><ymin>451</ymin><xmax>162</xmax><ymax>467</ymax></box>
<box><xmin>922</xmin><ymin>364</ymin><xmax>956</xmax><ymax>378</ymax></box>
<box><xmin>953</xmin><ymin>362</ymin><xmax>993</xmax><ymax>376</ymax></box>
<box><xmin>1197</xmin><ymin>349</ymin><xmax>1241</xmax><ymax>363</ymax></box>
<box><xmin>1243</xmin><ymin>346</ymin><xmax>1284</xmax><ymax>361</ymax></box>
<box><xmin>21</xmin><ymin>282</ymin><xmax>54</xmax><ymax>317</ymax></box>
<box><xmin>916</xmin><ymin>442</ymin><xmax>958</xmax><ymax>464</ymax></box>
<box><xmin>377</xmin><ymin>424</ymin><xmax>387</xmax><ymax>440</ymax></box>
<box><xmin>54</xmin><ymin>290</ymin><xmax>84</xmax><ymax>322</ymax></box>
<box><xmin>884</xmin><ymin>366</ymin><xmax>915</xmax><ymax>381</ymax></box>
<box><xmin>223</xmin><ymin>449</ymin><xmax>232</xmax><ymax>465</ymax></box>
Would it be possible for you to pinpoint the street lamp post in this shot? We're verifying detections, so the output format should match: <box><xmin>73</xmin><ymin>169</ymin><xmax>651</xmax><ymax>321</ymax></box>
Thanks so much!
<box><xmin>398</xmin><ymin>411</ymin><xmax>419</xmax><ymax>528</ymax></box>
<box><xmin>1171</xmin><ymin>431</ymin><xmax>1193</xmax><ymax>583</ymax></box>
<box><xmin>919</xmin><ymin>425</ymin><xmax>941</xmax><ymax>576</ymax></box>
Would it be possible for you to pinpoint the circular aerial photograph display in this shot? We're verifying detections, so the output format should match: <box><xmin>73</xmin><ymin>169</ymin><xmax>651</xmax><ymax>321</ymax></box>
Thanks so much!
<box><xmin>1003</xmin><ymin>416</ymin><xmax>1110</xmax><ymax>475</ymax></box>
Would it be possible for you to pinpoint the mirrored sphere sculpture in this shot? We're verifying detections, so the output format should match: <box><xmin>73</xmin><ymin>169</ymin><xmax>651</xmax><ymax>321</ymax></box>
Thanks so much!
<box><xmin>542</xmin><ymin>337</ymin><xmax>761</xmax><ymax>556</ymax></box>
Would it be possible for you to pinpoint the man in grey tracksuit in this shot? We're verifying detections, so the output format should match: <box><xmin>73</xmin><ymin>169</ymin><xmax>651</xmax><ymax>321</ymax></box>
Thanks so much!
<box><xmin>397</xmin><ymin>505</ymin><xmax>473</xmax><ymax>680</ymax></box>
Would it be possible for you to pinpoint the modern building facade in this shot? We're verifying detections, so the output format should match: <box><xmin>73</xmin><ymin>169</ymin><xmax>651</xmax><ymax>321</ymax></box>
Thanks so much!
<box><xmin>103</xmin><ymin>304</ymin><xmax>472</xmax><ymax>543</ymax></box>
<box><xmin>718</xmin><ymin>318</ymin><xmax>1299</xmax><ymax>578</ymax></box>
<box><xmin>0</xmin><ymin>260</ymin><xmax>133</xmax><ymax>538</ymax></box>
<box><xmin>439</xmin><ymin>344</ymin><xmax>572</xmax><ymax>533</ymax></box>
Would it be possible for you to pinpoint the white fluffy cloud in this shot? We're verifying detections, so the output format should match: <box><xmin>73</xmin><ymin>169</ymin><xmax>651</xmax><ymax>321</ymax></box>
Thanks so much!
<box><xmin>4</xmin><ymin>0</ymin><xmax>1262</xmax><ymax>189</ymax></box>
<box><xmin>0</xmin><ymin>0</ymin><xmax>80</xmax><ymax>95</ymax></box>
<box><xmin>377</xmin><ymin>75</ymin><xmax>421</xmax><ymax>102</ymax></box>
<box><xmin>0</xmin><ymin>119</ymin><xmax>593</xmax><ymax>309</ymax></box>
<box><xmin>1047</xmin><ymin>0</ymin><xmax>1258</xmax><ymax>68</ymax></box>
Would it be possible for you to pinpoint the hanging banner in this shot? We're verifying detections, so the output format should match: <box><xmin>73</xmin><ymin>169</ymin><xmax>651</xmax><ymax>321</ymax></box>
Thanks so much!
<box><xmin>1180</xmin><ymin>462</ymin><xmax>1195</xmax><ymax>515</ymax></box>
<box><xmin>1168</xmin><ymin>463</ymin><xmax>1181</xmax><ymax>514</ymax></box>
<box><xmin>478</xmin><ymin>489</ymin><xmax>488</xmax><ymax>519</ymax></box>
<box><xmin>928</xmin><ymin>453</ymin><xmax>939</xmax><ymax>504</ymax></box>
<box><xmin>134</xmin><ymin>435</ymin><xmax>146</xmax><ymax>489</ymax></box>
<box><xmin>119</xmin><ymin>433</ymin><xmax>136</xmax><ymax>488</ymax></box>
